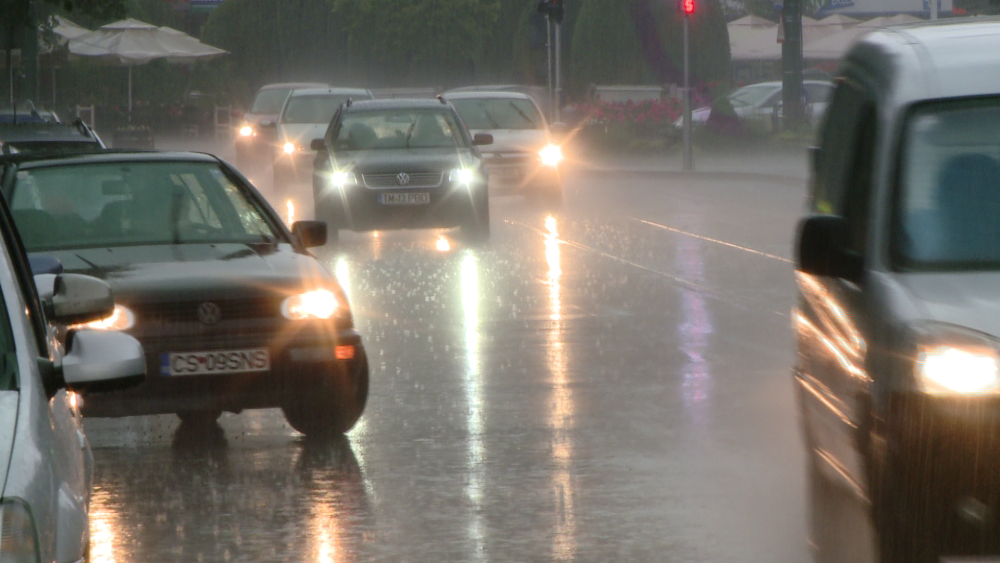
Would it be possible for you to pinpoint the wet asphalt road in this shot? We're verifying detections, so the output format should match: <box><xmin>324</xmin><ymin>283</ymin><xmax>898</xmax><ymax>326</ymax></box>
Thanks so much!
<box><xmin>82</xmin><ymin>141</ymin><xmax>815</xmax><ymax>563</ymax></box>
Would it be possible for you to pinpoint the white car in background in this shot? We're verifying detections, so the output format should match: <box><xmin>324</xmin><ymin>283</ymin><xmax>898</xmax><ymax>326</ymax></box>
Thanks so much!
<box><xmin>674</xmin><ymin>80</ymin><xmax>834</xmax><ymax>131</ymax></box>
<box><xmin>0</xmin><ymin>194</ymin><xmax>146</xmax><ymax>562</ymax></box>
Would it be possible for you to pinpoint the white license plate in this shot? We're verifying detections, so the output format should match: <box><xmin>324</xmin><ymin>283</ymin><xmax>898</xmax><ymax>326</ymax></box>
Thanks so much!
<box><xmin>379</xmin><ymin>192</ymin><xmax>430</xmax><ymax>205</ymax></box>
<box><xmin>161</xmin><ymin>348</ymin><xmax>270</xmax><ymax>376</ymax></box>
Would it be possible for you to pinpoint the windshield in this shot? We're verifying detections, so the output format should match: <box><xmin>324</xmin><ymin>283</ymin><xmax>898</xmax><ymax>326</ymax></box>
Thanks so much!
<box><xmin>282</xmin><ymin>95</ymin><xmax>351</xmax><ymax>124</ymax></box>
<box><xmin>450</xmin><ymin>98</ymin><xmax>542</xmax><ymax>130</ymax></box>
<box><xmin>334</xmin><ymin>109</ymin><xmax>465</xmax><ymax>150</ymax></box>
<box><xmin>9</xmin><ymin>161</ymin><xmax>281</xmax><ymax>251</ymax></box>
<box><xmin>727</xmin><ymin>84</ymin><xmax>778</xmax><ymax>108</ymax></box>
<box><xmin>249</xmin><ymin>88</ymin><xmax>292</xmax><ymax>114</ymax></box>
<box><xmin>894</xmin><ymin>98</ymin><xmax>1000</xmax><ymax>270</ymax></box>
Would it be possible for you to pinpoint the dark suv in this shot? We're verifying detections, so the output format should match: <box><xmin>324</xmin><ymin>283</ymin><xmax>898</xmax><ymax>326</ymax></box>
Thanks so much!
<box><xmin>311</xmin><ymin>98</ymin><xmax>493</xmax><ymax>242</ymax></box>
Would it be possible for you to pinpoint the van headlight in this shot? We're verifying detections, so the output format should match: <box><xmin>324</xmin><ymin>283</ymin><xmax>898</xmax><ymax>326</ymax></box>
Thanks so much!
<box><xmin>282</xmin><ymin>141</ymin><xmax>297</xmax><ymax>155</ymax></box>
<box><xmin>239</xmin><ymin>125</ymin><xmax>254</xmax><ymax>137</ymax></box>
<box><xmin>0</xmin><ymin>499</ymin><xmax>41</xmax><ymax>563</ymax></box>
<box><xmin>326</xmin><ymin>171</ymin><xmax>357</xmax><ymax>190</ymax></box>
<box><xmin>539</xmin><ymin>145</ymin><xmax>563</xmax><ymax>167</ymax></box>
<box><xmin>915</xmin><ymin>323</ymin><xmax>1000</xmax><ymax>395</ymax></box>
<box><xmin>69</xmin><ymin>304</ymin><xmax>135</xmax><ymax>331</ymax></box>
<box><xmin>449</xmin><ymin>168</ymin><xmax>475</xmax><ymax>185</ymax></box>
<box><xmin>281</xmin><ymin>289</ymin><xmax>341</xmax><ymax>320</ymax></box>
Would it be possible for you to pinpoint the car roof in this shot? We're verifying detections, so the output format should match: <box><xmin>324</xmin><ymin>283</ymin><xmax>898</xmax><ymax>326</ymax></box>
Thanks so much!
<box><xmin>0</xmin><ymin>150</ymin><xmax>219</xmax><ymax>169</ymax></box>
<box><xmin>443</xmin><ymin>91</ymin><xmax>534</xmax><ymax>101</ymax></box>
<box><xmin>256</xmin><ymin>82</ymin><xmax>328</xmax><ymax>92</ymax></box>
<box><xmin>343</xmin><ymin>98</ymin><xmax>454</xmax><ymax>112</ymax></box>
<box><xmin>847</xmin><ymin>17</ymin><xmax>1000</xmax><ymax>104</ymax></box>
<box><xmin>0</xmin><ymin>121</ymin><xmax>99</xmax><ymax>143</ymax></box>
<box><xmin>288</xmin><ymin>87</ymin><xmax>373</xmax><ymax>98</ymax></box>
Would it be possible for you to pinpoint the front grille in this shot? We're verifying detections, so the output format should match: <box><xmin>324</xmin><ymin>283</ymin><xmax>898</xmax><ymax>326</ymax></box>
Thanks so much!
<box><xmin>362</xmin><ymin>172</ymin><xmax>443</xmax><ymax>189</ymax></box>
<box><xmin>136</xmin><ymin>298</ymin><xmax>281</xmax><ymax>325</ymax></box>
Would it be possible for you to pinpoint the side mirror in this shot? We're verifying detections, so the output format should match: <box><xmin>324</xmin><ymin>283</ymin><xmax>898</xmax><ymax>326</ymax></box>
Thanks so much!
<box><xmin>292</xmin><ymin>220</ymin><xmax>327</xmax><ymax>248</ymax></box>
<box><xmin>310</xmin><ymin>138</ymin><xmax>326</xmax><ymax>151</ymax></box>
<box><xmin>35</xmin><ymin>273</ymin><xmax>114</xmax><ymax>325</ymax></box>
<box><xmin>472</xmin><ymin>133</ymin><xmax>493</xmax><ymax>146</ymax></box>
<box><xmin>796</xmin><ymin>215</ymin><xmax>863</xmax><ymax>283</ymax></box>
<box><xmin>259</xmin><ymin>120</ymin><xmax>276</xmax><ymax>128</ymax></box>
<box><xmin>62</xmin><ymin>330</ymin><xmax>145</xmax><ymax>393</ymax></box>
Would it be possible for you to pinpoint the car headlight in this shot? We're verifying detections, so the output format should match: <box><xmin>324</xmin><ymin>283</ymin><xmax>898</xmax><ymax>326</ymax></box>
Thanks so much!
<box><xmin>239</xmin><ymin>125</ymin><xmax>254</xmax><ymax>137</ymax></box>
<box><xmin>282</xmin><ymin>141</ymin><xmax>297</xmax><ymax>155</ymax></box>
<box><xmin>281</xmin><ymin>290</ymin><xmax>340</xmax><ymax>320</ymax></box>
<box><xmin>449</xmin><ymin>168</ymin><xmax>475</xmax><ymax>185</ymax></box>
<box><xmin>327</xmin><ymin>171</ymin><xmax>357</xmax><ymax>190</ymax></box>
<box><xmin>0</xmin><ymin>499</ymin><xmax>41</xmax><ymax>563</ymax></box>
<box><xmin>69</xmin><ymin>305</ymin><xmax>135</xmax><ymax>331</ymax></box>
<box><xmin>539</xmin><ymin>144</ymin><xmax>563</xmax><ymax>167</ymax></box>
<box><xmin>915</xmin><ymin>323</ymin><xmax>1000</xmax><ymax>395</ymax></box>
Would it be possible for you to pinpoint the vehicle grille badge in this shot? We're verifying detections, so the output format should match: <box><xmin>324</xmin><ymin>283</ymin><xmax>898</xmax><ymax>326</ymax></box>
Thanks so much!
<box><xmin>197</xmin><ymin>302</ymin><xmax>222</xmax><ymax>325</ymax></box>
<box><xmin>397</xmin><ymin>173</ymin><xmax>411</xmax><ymax>185</ymax></box>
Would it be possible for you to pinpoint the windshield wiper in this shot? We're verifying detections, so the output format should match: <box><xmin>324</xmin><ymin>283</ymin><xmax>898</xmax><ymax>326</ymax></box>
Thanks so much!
<box><xmin>480</xmin><ymin>104</ymin><xmax>500</xmax><ymax>128</ymax></box>
<box><xmin>508</xmin><ymin>102</ymin><xmax>536</xmax><ymax>127</ymax></box>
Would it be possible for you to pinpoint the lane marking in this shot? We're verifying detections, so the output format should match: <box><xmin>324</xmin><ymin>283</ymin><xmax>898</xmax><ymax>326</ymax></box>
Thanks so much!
<box><xmin>632</xmin><ymin>218</ymin><xmax>793</xmax><ymax>263</ymax></box>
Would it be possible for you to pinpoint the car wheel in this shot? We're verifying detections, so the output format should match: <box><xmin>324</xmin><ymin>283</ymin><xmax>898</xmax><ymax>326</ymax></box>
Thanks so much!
<box><xmin>176</xmin><ymin>409</ymin><xmax>222</xmax><ymax>425</ymax></box>
<box><xmin>282</xmin><ymin>348</ymin><xmax>369</xmax><ymax>437</ymax></box>
<box><xmin>461</xmin><ymin>191</ymin><xmax>490</xmax><ymax>242</ymax></box>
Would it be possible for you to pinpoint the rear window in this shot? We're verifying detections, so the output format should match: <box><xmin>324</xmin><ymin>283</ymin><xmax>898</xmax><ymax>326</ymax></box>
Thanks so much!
<box><xmin>450</xmin><ymin>98</ymin><xmax>543</xmax><ymax>130</ymax></box>
<box><xmin>250</xmin><ymin>88</ymin><xmax>292</xmax><ymax>114</ymax></box>
<box><xmin>282</xmin><ymin>95</ymin><xmax>352</xmax><ymax>125</ymax></box>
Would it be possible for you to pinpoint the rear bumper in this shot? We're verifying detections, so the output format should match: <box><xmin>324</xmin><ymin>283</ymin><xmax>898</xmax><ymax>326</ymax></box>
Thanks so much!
<box><xmin>81</xmin><ymin>326</ymin><xmax>366</xmax><ymax>417</ymax></box>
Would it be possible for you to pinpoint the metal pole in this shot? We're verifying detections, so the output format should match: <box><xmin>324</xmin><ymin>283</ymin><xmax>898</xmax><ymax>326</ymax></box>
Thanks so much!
<box><xmin>546</xmin><ymin>14</ymin><xmax>554</xmax><ymax>122</ymax></box>
<box><xmin>128</xmin><ymin>65</ymin><xmax>132</xmax><ymax>123</ymax></box>
<box><xmin>554</xmin><ymin>21</ymin><xmax>562</xmax><ymax>123</ymax></box>
<box><xmin>682</xmin><ymin>15</ymin><xmax>693</xmax><ymax>171</ymax></box>
<box><xmin>931</xmin><ymin>0</ymin><xmax>938</xmax><ymax>19</ymax></box>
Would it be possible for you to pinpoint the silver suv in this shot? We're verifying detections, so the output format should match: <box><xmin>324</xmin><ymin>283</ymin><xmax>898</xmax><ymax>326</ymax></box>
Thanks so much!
<box><xmin>794</xmin><ymin>17</ymin><xmax>1000</xmax><ymax>563</ymax></box>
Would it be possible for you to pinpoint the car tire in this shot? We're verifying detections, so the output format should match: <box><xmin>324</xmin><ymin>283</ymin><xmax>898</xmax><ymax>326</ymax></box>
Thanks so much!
<box><xmin>462</xmin><ymin>191</ymin><xmax>490</xmax><ymax>242</ymax></box>
<box><xmin>282</xmin><ymin>349</ymin><xmax>369</xmax><ymax>437</ymax></box>
<box><xmin>176</xmin><ymin>410</ymin><xmax>222</xmax><ymax>425</ymax></box>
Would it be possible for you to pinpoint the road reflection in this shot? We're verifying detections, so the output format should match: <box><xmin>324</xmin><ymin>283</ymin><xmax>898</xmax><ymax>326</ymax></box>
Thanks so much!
<box><xmin>677</xmin><ymin>232</ymin><xmax>713</xmax><ymax>425</ymax></box>
<box><xmin>545</xmin><ymin>215</ymin><xmax>577</xmax><ymax>561</ymax></box>
<box><xmin>461</xmin><ymin>251</ymin><xmax>486</xmax><ymax>559</ymax></box>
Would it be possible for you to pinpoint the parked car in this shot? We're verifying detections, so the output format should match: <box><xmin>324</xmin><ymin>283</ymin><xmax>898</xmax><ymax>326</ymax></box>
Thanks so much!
<box><xmin>794</xmin><ymin>17</ymin><xmax>1000</xmax><ymax>563</ymax></box>
<box><xmin>234</xmin><ymin>82</ymin><xmax>327</xmax><ymax>169</ymax></box>
<box><xmin>0</xmin><ymin>119</ymin><xmax>105</xmax><ymax>154</ymax></box>
<box><xmin>443</xmin><ymin>91</ymin><xmax>563</xmax><ymax>205</ymax></box>
<box><xmin>311</xmin><ymin>98</ymin><xmax>493</xmax><ymax>242</ymax></box>
<box><xmin>0</xmin><ymin>168</ymin><xmax>146</xmax><ymax>562</ymax></box>
<box><xmin>0</xmin><ymin>150</ymin><xmax>369</xmax><ymax>436</ymax></box>
<box><xmin>673</xmin><ymin>80</ymin><xmax>833</xmax><ymax>132</ymax></box>
<box><xmin>268</xmin><ymin>86</ymin><xmax>374</xmax><ymax>189</ymax></box>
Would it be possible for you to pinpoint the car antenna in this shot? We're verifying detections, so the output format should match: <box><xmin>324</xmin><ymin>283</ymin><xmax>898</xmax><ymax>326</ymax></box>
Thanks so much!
<box><xmin>345</xmin><ymin>98</ymin><xmax>353</xmax><ymax>108</ymax></box>
<box><xmin>437</xmin><ymin>95</ymin><xmax>446</xmax><ymax>104</ymax></box>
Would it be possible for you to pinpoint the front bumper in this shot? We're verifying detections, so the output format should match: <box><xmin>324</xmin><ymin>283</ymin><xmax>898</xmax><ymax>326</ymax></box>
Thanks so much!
<box><xmin>81</xmin><ymin>322</ymin><xmax>366</xmax><ymax>417</ymax></box>
<box><xmin>314</xmin><ymin>178</ymin><xmax>487</xmax><ymax>231</ymax></box>
<box><xmin>483</xmin><ymin>155</ymin><xmax>561</xmax><ymax>196</ymax></box>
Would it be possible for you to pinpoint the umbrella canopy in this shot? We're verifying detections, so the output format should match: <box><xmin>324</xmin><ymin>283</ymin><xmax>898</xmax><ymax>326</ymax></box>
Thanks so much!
<box><xmin>41</xmin><ymin>16</ymin><xmax>89</xmax><ymax>52</ymax></box>
<box><xmin>728</xmin><ymin>15</ymin><xmax>782</xmax><ymax>61</ymax></box>
<box><xmin>803</xmin><ymin>14</ymin><xmax>923</xmax><ymax>60</ymax></box>
<box><xmin>68</xmin><ymin>18</ymin><xmax>227</xmax><ymax>119</ymax></box>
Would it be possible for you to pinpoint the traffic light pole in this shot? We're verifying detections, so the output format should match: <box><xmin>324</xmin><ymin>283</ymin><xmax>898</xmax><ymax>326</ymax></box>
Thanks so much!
<box><xmin>546</xmin><ymin>14</ymin><xmax>554</xmax><ymax>122</ymax></box>
<box><xmin>781</xmin><ymin>0</ymin><xmax>804</xmax><ymax>130</ymax></box>
<box><xmin>555</xmin><ymin>20</ymin><xmax>562</xmax><ymax>123</ymax></box>
<box><xmin>682</xmin><ymin>12</ymin><xmax>693</xmax><ymax>171</ymax></box>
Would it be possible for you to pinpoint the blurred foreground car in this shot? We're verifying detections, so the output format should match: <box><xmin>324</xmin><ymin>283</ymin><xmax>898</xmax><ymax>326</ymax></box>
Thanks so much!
<box><xmin>794</xmin><ymin>17</ymin><xmax>1000</xmax><ymax>563</ymax></box>
<box><xmin>673</xmin><ymin>80</ymin><xmax>833</xmax><ymax>132</ymax></box>
<box><xmin>0</xmin><ymin>119</ymin><xmax>105</xmax><ymax>154</ymax></box>
<box><xmin>312</xmin><ymin>98</ymin><xmax>493</xmax><ymax>242</ymax></box>
<box><xmin>444</xmin><ymin>91</ymin><xmax>563</xmax><ymax>205</ymax></box>
<box><xmin>234</xmin><ymin>82</ymin><xmax>327</xmax><ymax>168</ymax></box>
<box><xmin>1</xmin><ymin>151</ymin><xmax>369</xmax><ymax>436</ymax></box>
<box><xmin>268</xmin><ymin>86</ymin><xmax>373</xmax><ymax>188</ymax></box>
<box><xmin>0</xmin><ymin>177</ymin><xmax>145</xmax><ymax>561</ymax></box>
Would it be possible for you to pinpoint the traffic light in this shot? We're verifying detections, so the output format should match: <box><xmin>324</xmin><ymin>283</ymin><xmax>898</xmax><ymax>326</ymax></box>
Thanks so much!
<box><xmin>537</xmin><ymin>0</ymin><xmax>565</xmax><ymax>23</ymax></box>
<box><xmin>681</xmin><ymin>0</ymin><xmax>695</xmax><ymax>15</ymax></box>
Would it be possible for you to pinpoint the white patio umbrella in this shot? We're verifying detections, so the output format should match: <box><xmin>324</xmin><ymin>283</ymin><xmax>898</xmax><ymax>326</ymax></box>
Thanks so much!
<box><xmin>68</xmin><ymin>18</ymin><xmax>227</xmax><ymax>121</ymax></box>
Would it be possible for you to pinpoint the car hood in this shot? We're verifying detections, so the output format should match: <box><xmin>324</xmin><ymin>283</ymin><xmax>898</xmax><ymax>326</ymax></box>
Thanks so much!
<box><xmin>278</xmin><ymin>123</ymin><xmax>327</xmax><ymax>147</ymax></box>
<box><xmin>0</xmin><ymin>392</ymin><xmax>15</xmax><ymax>496</ymax></box>
<box><xmin>334</xmin><ymin>149</ymin><xmax>479</xmax><ymax>173</ymax></box>
<box><xmin>469</xmin><ymin>129</ymin><xmax>549</xmax><ymax>154</ymax></box>
<box><xmin>244</xmin><ymin>113</ymin><xmax>278</xmax><ymax>126</ymax></box>
<box><xmin>41</xmin><ymin>243</ymin><xmax>331</xmax><ymax>302</ymax></box>
<box><xmin>901</xmin><ymin>272</ymin><xmax>1000</xmax><ymax>338</ymax></box>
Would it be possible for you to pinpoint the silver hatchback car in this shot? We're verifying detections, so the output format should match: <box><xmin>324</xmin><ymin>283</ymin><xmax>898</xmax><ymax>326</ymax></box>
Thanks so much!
<box><xmin>794</xmin><ymin>17</ymin><xmax>1000</xmax><ymax>563</ymax></box>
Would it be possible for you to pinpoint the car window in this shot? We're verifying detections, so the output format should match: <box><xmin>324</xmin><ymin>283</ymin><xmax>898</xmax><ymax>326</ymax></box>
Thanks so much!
<box><xmin>250</xmin><ymin>88</ymin><xmax>292</xmax><ymax>114</ymax></box>
<box><xmin>805</xmin><ymin>83</ymin><xmax>833</xmax><ymax>104</ymax></box>
<box><xmin>282</xmin><ymin>95</ymin><xmax>352</xmax><ymax>124</ymax></box>
<box><xmin>0</xmin><ymin>278</ymin><xmax>16</xmax><ymax>392</ymax></box>
<box><xmin>728</xmin><ymin>84</ymin><xmax>778</xmax><ymax>108</ymax></box>
<box><xmin>334</xmin><ymin>109</ymin><xmax>466</xmax><ymax>151</ymax></box>
<box><xmin>894</xmin><ymin>97</ymin><xmax>1000</xmax><ymax>270</ymax></box>
<box><xmin>812</xmin><ymin>79</ymin><xmax>869</xmax><ymax>215</ymax></box>
<box><xmin>450</xmin><ymin>98</ymin><xmax>543</xmax><ymax>130</ymax></box>
<box><xmin>9</xmin><ymin>161</ymin><xmax>283</xmax><ymax>250</ymax></box>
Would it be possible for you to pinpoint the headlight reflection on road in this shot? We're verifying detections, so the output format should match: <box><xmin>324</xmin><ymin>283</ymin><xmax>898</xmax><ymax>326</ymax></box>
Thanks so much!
<box><xmin>460</xmin><ymin>251</ymin><xmax>486</xmax><ymax>560</ymax></box>
<box><xmin>88</xmin><ymin>488</ymin><xmax>121</xmax><ymax>563</ymax></box>
<box><xmin>544</xmin><ymin>215</ymin><xmax>576</xmax><ymax>561</ymax></box>
<box><xmin>677</xmin><ymin>233</ymin><xmax>714</xmax><ymax>421</ymax></box>
<box><xmin>287</xmin><ymin>200</ymin><xmax>295</xmax><ymax>226</ymax></box>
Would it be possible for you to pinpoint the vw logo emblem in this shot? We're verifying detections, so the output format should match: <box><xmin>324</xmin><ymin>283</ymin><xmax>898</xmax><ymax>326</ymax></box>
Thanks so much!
<box><xmin>396</xmin><ymin>172</ymin><xmax>411</xmax><ymax>185</ymax></box>
<box><xmin>197</xmin><ymin>302</ymin><xmax>222</xmax><ymax>325</ymax></box>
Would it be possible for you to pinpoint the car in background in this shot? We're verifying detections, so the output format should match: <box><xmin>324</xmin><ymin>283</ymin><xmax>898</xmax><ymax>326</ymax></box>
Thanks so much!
<box><xmin>269</xmin><ymin>87</ymin><xmax>374</xmax><ymax>189</ymax></box>
<box><xmin>0</xmin><ymin>119</ymin><xmax>105</xmax><ymax>154</ymax></box>
<box><xmin>234</xmin><ymin>82</ymin><xmax>327</xmax><ymax>169</ymax></box>
<box><xmin>794</xmin><ymin>18</ymin><xmax>1000</xmax><ymax>563</ymax></box>
<box><xmin>0</xmin><ymin>102</ymin><xmax>61</xmax><ymax>124</ymax></box>
<box><xmin>0</xmin><ymin>166</ymin><xmax>146</xmax><ymax>563</ymax></box>
<box><xmin>1</xmin><ymin>150</ymin><xmax>369</xmax><ymax>436</ymax></box>
<box><xmin>673</xmin><ymin>80</ymin><xmax>833</xmax><ymax>132</ymax></box>
<box><xmin>312</xmin><ymin>98</ymin><xmax>493</xmax><ymax>242</ymax></box>
<box><xmin>444</xmin><ymin>91</ymin><xmax>563</xmax><ymax>205</ymax></box>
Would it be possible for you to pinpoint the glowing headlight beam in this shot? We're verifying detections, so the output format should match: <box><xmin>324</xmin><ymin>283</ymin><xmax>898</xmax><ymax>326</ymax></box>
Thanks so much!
<box><xmin>919</xmin><ymin>345</ymin><xmax>1000</xmax><ymax>394</ymax></box>
<box><xmin>449</xmin><ymin>168</ymin><xmax>475</xmax><ymax>185</ymax></box>
<box><xmin>70</xmin><ymin>305</ymin><xmax>136</xmax><ymax>331</ymax></box>
<box><xmin>281</xmin><ymin>290</ymin><xmax>340</xmax><ymax>320</ymax></box>
<box><xmin>239</xmin><ymin>125</ymin><xmax>254</xmax><ymax>137</ymax></box>
<box><xmin>283</xmin><ymin>142</ymin><xmax>296</xmax><ymax>155</ymax></box>
<box><xmin>539</xmin><ymin>145</ymin><xmax>563</xmax><ymax>167</ymax></box>
<box><xmin>329</xmin><ymin>171</ymin><xmax>357</xmax><ymax>189</ymax></box>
